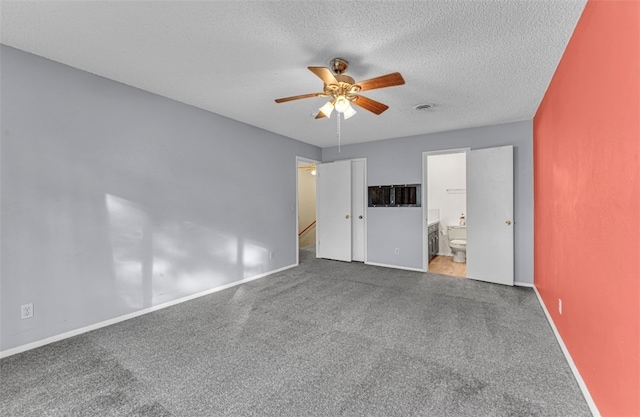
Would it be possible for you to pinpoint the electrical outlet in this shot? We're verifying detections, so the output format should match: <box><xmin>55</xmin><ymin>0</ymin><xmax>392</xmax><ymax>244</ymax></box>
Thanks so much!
<box><xmin>394</xmin><ymin>248</ymin><xmax>400</xmax><ymax>255</ymax></box>
<box><xmin>558</xmin><ymin>299</ymin><xmax>562</xmax><ymax>315</ymax></box>
<box><xmin>269</xmin><ymin>252</ymin><xmax>274</xmax><ymax>260</ymax></box>
<box><xmin>21</xmin><ymin>303</ymin><xmax>34</xmax><ymax>319</ymax></box>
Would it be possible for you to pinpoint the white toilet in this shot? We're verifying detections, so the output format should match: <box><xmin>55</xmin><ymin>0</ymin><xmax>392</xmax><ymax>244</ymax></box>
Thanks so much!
<box><xmin>447</xmin><ymin>225</ymin><xmax>467</xmax><ymax>263</ymax></box>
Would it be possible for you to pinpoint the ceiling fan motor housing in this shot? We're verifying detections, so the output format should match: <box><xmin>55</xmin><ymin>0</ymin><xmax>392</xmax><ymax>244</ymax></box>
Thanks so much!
<box><xmin>324</xmin><ymin>72</ymin><xmax>360</xmax><ymax>102</ymax></box>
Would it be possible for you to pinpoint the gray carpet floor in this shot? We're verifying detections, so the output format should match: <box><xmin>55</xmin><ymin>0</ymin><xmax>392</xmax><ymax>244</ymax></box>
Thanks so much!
<box><xmin>1</xmin><ymin>249</ymin><xmax>591</xmax><ymax>416</ymax></box>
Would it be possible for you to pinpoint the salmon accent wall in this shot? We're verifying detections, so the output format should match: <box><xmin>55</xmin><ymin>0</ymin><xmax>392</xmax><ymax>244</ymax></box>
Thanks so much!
<box><xmin>533</xmin><ymin>0</ymin><xmax>639</xmax><ymax>415</ymax></box>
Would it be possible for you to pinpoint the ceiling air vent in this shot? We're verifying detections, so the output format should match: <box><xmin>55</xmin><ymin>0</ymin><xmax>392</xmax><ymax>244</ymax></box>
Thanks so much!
<box><xmin>414</xmin><ymin>103</ymin><xmax>436</xmax><ymax>111</ymax></box>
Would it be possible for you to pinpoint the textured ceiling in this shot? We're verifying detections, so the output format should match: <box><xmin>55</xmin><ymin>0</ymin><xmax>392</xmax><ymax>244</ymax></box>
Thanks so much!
<box><xmin>1</xmin><ymin>1</ymin><xmax>586</xmax><ymax>148</ymax></box>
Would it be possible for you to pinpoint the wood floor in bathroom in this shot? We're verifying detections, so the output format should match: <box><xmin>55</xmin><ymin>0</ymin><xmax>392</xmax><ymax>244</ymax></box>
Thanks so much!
<box><xmin>428</xmin><ymin>255</ymin><xmax>467</xmax><ymax>278</ymax></box>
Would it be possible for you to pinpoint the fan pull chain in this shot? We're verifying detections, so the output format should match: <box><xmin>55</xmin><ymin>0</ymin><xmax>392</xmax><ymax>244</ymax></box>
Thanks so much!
<box><xmin>337</xmin><ymin>112</ymin><xmax>341</xmax><ymax>153</ymax></box>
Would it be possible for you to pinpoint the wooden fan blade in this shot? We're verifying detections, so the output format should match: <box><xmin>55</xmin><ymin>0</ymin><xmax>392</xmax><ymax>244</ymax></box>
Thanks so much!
<box><xmin>308</xmin><ymin>67</ymin><xmax>338</xmax><ymax>85</ymax></box>
<box><xmin>351</xmin><ymin>95</ymin><xmax>389</xmax><ymax>115</ymax></box>
<box><xmin>355</xmin><ymin>72</ymin><xmax>405</xmax><ymax>92</ymax></box>
<box><xmin>315</xmin><ymin>111</ymin><xmax>328</xmax><ymax>119</ymax></box>
<box><xmin>275</xmin><ymin>93</ymin><xmax>323</xmax><ymax>103</ymax></box>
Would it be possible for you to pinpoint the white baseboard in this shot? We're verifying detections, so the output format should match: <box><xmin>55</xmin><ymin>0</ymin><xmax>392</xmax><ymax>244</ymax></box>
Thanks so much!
<box><xmin>514</xmin><ymin>281</ymin><xmax>534</xmax><ymax>287</ymax></box>
<box><xmin>0</xmin><ymin>263</ymin><xmax>296</xmax><ymax>359</ymax></box>
<box><xmin>533</xmin><ymin>287</ymin><xmax>600</xmax><ymax>417</ymax></box>
<box><xmin>365</xmin><ymin>261</ymin><xmax>425</xmax><ymax>272</ymax></box>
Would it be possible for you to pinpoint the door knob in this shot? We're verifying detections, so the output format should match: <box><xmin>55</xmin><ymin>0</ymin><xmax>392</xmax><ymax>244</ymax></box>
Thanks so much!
<box><xmin>358</xmin><ymin>215</ymin><xmax>363</xmax><ymax>219</ymax></box>
<box><xmin>345</xmin><ymin>214</ymin><xmax>350</xmax><ymax>219</ymax></box>
<box><xmin>505</xmin><ymin>220</ymin><xmax>511</xmax><ymax>225</ymax></box>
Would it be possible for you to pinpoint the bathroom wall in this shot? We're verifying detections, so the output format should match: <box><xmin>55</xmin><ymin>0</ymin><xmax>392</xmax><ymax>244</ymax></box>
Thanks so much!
<box><xmin>323</xmin><ymin>120</ymin><xmax>533</xmax><ymax>283</ymax></box>
<box><xmin>426</xmin><ymin>152</ymin><xmax>466</xmax><ymax>256</ymax></box>
<box><xmin>534</xmin><ymin>0</ymin><xmax>639</xmax><ymax>414</ymax></box>
<box><xmin>0</xmin><ymin>46</ymin><xmax>321</xmax><ymax>353</ymax></box>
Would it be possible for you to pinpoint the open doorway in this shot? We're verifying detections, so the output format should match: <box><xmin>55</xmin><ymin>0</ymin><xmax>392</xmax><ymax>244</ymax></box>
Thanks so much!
<box><xmin>422</xmin><ymin>146</ymin><xmax>514</xmax><ymax>285</ymax></box>
<box><xmin>423</xmin><ymin>150</ymin><xmax>468</xmax><ymax>278</ymax></box>
<box><xmin>296</xmin><ymin>157</ymin><xmax>319</xmax><ymax>265</ymax></box>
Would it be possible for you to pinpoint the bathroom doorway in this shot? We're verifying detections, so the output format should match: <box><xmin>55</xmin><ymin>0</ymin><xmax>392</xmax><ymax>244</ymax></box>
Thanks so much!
<box><xmin>422</xmin><ymin>146</ymin><xmax>514</xmax><ymax>286</ymax></box>
<box><xmin>423</xmin><ymin>150</ymin><xmax>467</xmax><ymax>278</ymax></box>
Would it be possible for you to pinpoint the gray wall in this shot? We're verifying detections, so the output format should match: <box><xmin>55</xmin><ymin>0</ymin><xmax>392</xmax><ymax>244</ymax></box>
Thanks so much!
<box><xmin>322</xmin><ymin>121</ymin><xmax>533</xmax><ymax>283</ymax></box>
<box><xmin>0</xmin><ymin>46</ymin><xmax>321</xmax><ymax>352</ymax></box>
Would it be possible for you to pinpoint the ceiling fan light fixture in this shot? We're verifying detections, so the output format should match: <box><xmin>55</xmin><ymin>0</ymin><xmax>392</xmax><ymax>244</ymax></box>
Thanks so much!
<box><xmin>319</xmin><ymin>100</ymin><xmax>334</xmax><ymax>118</ymax></box>
<box><xmin>334</xmin><ymin>95</ymin><xmax>350</xmax><ymax>113</ymax></box>
<box><xmin>343</xmin><ymin>104</ymin><xmax>357</xmax><ymax>120</ymax></box>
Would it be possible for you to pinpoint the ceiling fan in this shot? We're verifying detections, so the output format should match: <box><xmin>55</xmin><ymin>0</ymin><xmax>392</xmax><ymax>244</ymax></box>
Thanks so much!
<box><xmin>275</xmin><ymin>58</ymin><xmax>405</xmax><ymax>120</ymax></box>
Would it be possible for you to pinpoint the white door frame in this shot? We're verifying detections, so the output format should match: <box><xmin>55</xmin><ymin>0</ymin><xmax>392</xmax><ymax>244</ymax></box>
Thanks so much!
<box><xmin>295</xmin><ymin>156</ymin><xmax>321</xmax><ymax>266</ymax></box>
<box><xmin>422</xmin><ymin>148</ymin><xmax>470</xmax><ymax>272</ymax></box>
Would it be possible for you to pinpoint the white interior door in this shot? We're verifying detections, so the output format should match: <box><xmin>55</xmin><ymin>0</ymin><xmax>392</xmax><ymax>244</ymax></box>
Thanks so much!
<box><xmin>466</xmin><ymin>146</ymin><xmax>514</xmax><ymax>285</ymax></box>
<box><xmin>351</xmin><ymin>159</ymin><xmax>365</xmax><ymax>262</ymax></box>
<box><xmin>317</xmin><ymin>160</ymin><xmax>352</xmax><ymax>262</ymax></box>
